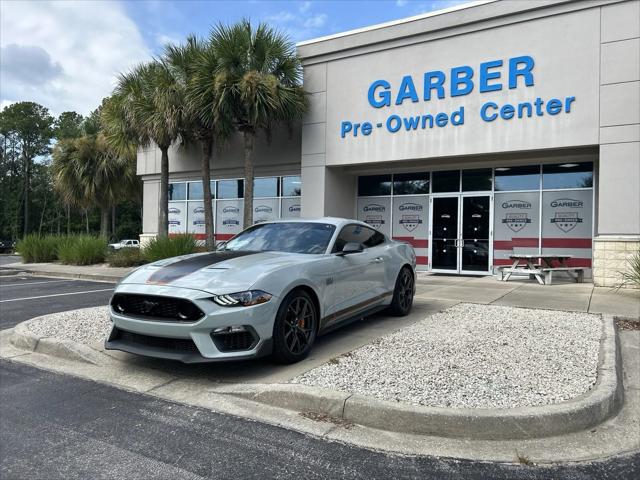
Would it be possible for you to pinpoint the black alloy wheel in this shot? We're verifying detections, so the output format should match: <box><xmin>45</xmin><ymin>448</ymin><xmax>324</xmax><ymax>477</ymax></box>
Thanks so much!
<box><xmin>389</xmin><ymin>267</ymin><xmax>415</xmax><ymax>316</ymax></box>
<box><xmin>272</xmin><ymin>290</ymin><xmax>318</xmax><ymax>364</ymax></box>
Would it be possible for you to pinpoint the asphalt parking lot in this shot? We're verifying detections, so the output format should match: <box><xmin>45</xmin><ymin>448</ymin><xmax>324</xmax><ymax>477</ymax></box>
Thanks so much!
<box><xmin>0</xmin><ymin>275</ymin><xmax>114</xmax><ymax>328</ymax></box>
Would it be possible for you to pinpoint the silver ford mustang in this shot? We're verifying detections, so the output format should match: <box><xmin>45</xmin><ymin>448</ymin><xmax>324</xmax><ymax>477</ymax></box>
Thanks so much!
<box><xmin>106</xmin><ymin>217</ymin><xmax>416</xmax><ymax>364</ymax></box>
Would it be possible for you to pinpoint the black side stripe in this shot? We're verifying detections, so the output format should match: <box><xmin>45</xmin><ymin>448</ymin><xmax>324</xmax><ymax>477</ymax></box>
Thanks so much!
<box><xmin>147</xmin><ymin>251</ymin><xmax>257</xmax><ymax>285</ymax></box>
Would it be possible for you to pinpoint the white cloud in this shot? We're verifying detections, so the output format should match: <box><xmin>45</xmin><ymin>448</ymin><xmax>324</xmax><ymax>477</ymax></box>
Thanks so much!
<box><xmin>396</xmin><ymin>0</ymin><xmax>409</xmax><ymax>6</ymax></box>
<box><xmin>303</xmin><ymin>14</ymin><xmax>327</xmax><ymax>29</ymax></box>
<box><xmin>0</xmin><ymin>0</ymin><xmax>151</xmax><ymax>116</ymax></box>
<box><xmin>263</xmin><ymin>2</ymin><xmax>329</xmax><ymax>41</ymax></box>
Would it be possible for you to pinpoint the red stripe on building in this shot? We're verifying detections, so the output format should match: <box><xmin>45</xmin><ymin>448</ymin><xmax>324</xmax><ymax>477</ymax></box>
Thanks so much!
<box><xmin>541</xmin><ymin>238</ymin><xmax>592</xmax><ymax>248</ymax></box>
<box><xmin>494</xmin><ymin>238</ymin><xmax>539</xmax><ymax>250</ymax></box>
<box><xmin>214</xmin><ymin>234</ymin><xmax>235</xmax><ymax>241</ymax></box>
<box><xmin>416</xmin><ymin>256</ymin><xmax>428</xmax><ymax>265</ymax></box>
<box><xmin>393</xmin><ymin>237</ymin><xmax>428</xmax><ymax>248</ymax></box>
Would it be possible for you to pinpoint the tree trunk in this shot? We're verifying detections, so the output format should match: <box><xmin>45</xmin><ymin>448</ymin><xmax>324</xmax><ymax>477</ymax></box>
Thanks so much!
<box><xmin>201</xmin><ymin>138</ymin><xmax>215</xmax><ymax>251</ymax></box>
<box><xmin>66</xmin><ymin>205</ymin><xmax>71</xmax><ymax>235</ymax></box>
<box><xmin>85</xmin><ymin>210</ymin><xmax>89</xmax><ymax>234</ymax></box>
<box><xmin>22</xmin><ymin>151</ymin><xmax>30</xmax><ymax>236</ymax></box>
<box><xmin>242</xmin><ymin>132</ymin><xmax>255</xmax><ymax>228</ymax></box>
<box><xmin>111</xmin><ymin>205</ymin><xmax>116</xmax><ymax>238</ymax></box>
<box><xmin>100</xmin><ymin>207</ymin><xmax>110</xmax><ymax>237</ymax></box>
<box><xmin>38</xmin><ymin>192</ymin><xmax>48</xmax><ymax>235</ymax></box>
<box><xmin>158</xmin><ymin>146</ymin><xmax>169</xmax><ymax>238</ymax></box>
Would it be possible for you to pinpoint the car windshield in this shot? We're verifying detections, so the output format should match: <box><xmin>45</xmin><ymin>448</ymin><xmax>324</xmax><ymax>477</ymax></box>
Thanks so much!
<box><xmin>223</xmin><ymin>222</ymin><xmax>336</xmax><ymax>254</ymax></box>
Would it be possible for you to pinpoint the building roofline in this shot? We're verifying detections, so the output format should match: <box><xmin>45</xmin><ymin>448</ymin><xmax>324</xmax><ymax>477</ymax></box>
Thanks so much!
<box><xmin>296</xmin><ymin>0</ymin><xmax>495</xmax><ymax>48</ymax></box>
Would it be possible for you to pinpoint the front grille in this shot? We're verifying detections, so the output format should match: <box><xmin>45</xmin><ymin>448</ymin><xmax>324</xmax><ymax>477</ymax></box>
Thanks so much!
<box><xmin>211</xmin><ymin>330</ymin><xmax>258</xmax><ymax>352</ymax></box>
<box><xmin>117</xmin><ymin>330</ymin><xmax>200</xmax><ymax>353</ymax></box>
<box><xmin>111</xmin><ymin>293</ymin><xmax>204</xmax><ymax>322</ymax></box>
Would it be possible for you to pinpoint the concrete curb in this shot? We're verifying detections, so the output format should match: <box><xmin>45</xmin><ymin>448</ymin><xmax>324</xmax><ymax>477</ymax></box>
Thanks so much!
<box><xmin>215</xmin><ymin>316</ymin><xmax>623</xmax><ymax>440</ymax></box>
<box><xmin>10</xmin><ymin>318</ymin><xmax>110</xmax><ymax>366</ymax></box>
<box><xmin>0</xmin><ymin>266</ymin><xmax>123</xmax><ymax>282</ymax></box>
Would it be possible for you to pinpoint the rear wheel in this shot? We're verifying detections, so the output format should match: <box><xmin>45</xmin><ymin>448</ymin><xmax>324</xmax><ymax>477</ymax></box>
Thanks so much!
<box><xmin>388</xmin><ymin>266</ymin><xmax>415</xmax><ymax>316</ymax></box>
<box><xmin>272</xmin><ymin>289</ymin><xmax>318</xmax><ymax>364</ymax></box>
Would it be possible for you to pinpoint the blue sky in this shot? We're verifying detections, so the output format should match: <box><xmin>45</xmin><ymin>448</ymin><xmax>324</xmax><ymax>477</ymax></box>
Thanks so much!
<box><xmin>124</xmin><ymin>0</ymin><xmax>469</xmax><ymax>52</ymax></box>
<box><xmin>1</xmin><ymin>0</ymin><xmax>470</xmax><ymax>115</ymax></box>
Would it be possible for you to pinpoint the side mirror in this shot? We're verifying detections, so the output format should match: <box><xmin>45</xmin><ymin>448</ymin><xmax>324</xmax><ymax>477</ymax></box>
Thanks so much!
<box><xmin>338</xmin><ymin>242</ymin><xmax>364</xmax><ymax>256</ymax></box>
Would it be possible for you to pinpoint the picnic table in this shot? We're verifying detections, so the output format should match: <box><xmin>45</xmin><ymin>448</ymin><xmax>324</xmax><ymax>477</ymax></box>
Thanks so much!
<box><xmin>499</xmin><ymin>254</ymin><xmax>585</xmax><ymax>285</ymax></box>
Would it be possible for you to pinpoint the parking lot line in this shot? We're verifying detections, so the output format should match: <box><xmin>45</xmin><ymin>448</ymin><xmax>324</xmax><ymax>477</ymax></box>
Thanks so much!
<box><xmin>0</xmin><ymin>288</ymin><xmax>114</xmax><ymax>303</ymax></box>
<box><xmin>0</xmin><ymin>279</ymin><xmax>73</xmax><ymax>287</ymax></box>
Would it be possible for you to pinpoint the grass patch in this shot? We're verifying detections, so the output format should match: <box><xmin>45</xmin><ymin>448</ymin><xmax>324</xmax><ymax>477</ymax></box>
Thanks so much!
<box><xmin>515</xmin><ymin>450</ymin><xmax>533</xmax><ymax>466</ymax></box>
<box><xmin>57</xmin><ymin>235</ymin><xmax>107</xmax><ymax>265</ymax></box>
<box><xmin>16</xmin><ymin>234</ymin><xmax>63</xmax><ymax>263</ymax></box>
<box><xmin>616</xmin><ymin>249</ymin><xmax>640</xmax><ymax>289</ymax></box>
<box><xmin>108</xmin><ymin>248</ymin><xmax>147</xmax><ymax>268</ymax></box>
<box><xmin>143</xmin><ymin>234</ymin><xmax>197</xmax><ymax>262</ymax></box>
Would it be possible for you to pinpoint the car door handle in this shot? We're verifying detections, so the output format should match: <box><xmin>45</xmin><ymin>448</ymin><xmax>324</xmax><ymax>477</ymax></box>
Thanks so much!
<box><xmin>371</xmin><ymin>257</ymin><xmax>384</xmax><ymax>263</ymax></box>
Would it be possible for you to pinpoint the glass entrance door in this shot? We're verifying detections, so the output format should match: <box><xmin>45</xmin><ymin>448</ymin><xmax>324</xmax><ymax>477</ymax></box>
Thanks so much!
<box><xmin>461</xmin><ymin>196</ymin><xmax>491</xmax><ymax>273</ymax></box>
<box><xmin>431</xmin><ymin>197</ymin><xmax>459</xmax><ymax>272</ymax></box>
<box><xmin>430</xmin><ymin>195</ymin><xmax>492</xmax><ymax>274</ymax></box>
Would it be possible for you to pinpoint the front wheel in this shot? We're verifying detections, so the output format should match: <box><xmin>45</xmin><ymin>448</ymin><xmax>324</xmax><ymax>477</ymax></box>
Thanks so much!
<box><xmin>272</xmin><ymin>289</ymin><xmax>318</xmax><ymax>364</ymax></box>
<box><xmin>388</xmin><ymin>266</ymin><xmax>415</xmax><ymax>316</ymax></box>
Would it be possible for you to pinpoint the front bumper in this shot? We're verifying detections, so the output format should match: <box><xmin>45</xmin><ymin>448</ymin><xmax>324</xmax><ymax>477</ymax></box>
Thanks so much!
<box><xmin>105</xmin><ymin>283</ymin><xmax>279</xmax><ymax>363</ymax></box>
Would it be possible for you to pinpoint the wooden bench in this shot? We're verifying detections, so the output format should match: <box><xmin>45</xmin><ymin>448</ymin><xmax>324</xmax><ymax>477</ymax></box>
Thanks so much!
<box><xmin>541</xmin><ymin>267</ymin><xmax>585</xmax><ymax>285</ymax></box>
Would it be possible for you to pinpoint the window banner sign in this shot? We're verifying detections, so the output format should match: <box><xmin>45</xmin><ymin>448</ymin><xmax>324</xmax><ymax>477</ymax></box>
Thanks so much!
<box><xmin>493</xmin><ymin>192</ymin><xmax>540</xmax><ymax>266</ymax></box>
<box><xmin>253</xmin><ymin>198</ymin><xmax>279</xmax><ymax>224</ymax></box>
<box><xmin>541</xmin><ymin>190</ymin><xmax>592</xmax><ymax>267</ymax></box>
<box><xmin>187</xmin><ymin>201</ymin><xmax>206</xmax><ymax>236</ymax></box>
<box><xmin>281</xmin><ymin>197</ymin><xmax>301</xmax><ymax>218</ymax></box>
<box><xmin>357</xmin><ymin>197</ymin><xmax>391</xmax><ymax>237</ymax></box>
<box><xmin>168</xmin><ymin>201</ymin><xmax>186</xmax><ymax>235</ymax></box>
<box><xmin>392</xmin><ymin>196</ymin><xmax>429</xmax><ymax>265</ymax></box>
<box><xmin>215</xmin><ymin>199</ymin><xmax>244</xmax><ymax>240</ymax></box>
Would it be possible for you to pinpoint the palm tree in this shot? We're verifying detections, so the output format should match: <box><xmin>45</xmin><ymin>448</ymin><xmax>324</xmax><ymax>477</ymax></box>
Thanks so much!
<box><xmin>164</xmin><ymin>36</ymin><xmax>231</xmax><ymax>250</ymax></box>
<box><xmin>52</xmin><ymin>133</ymin><xmax>138</xmax><ymax>237</ymax></box>
<box><xmin>209</xmin><ymin>20</ymin><xmax>307</xmax><ymax>227</ymax></box>
<box><xmin>102</xmin><ymin>62</ymin><xmax>186</xmax><ymax>238</ymax></box>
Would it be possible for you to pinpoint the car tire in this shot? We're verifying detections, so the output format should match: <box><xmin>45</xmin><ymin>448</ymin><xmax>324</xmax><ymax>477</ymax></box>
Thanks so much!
<box><xmin>388</xmin><ymin>266</ymin><xmax>415</xmax><ymax>316</ymax></box>
<box><xmin>272</xmin><ymin>289</ymin><xmax>318</xmax><ymax>364</ymax></box>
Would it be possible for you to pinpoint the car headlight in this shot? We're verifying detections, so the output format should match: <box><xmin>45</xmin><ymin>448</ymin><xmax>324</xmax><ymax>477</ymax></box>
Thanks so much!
<box><xmin>211</xmin><ymin>290</ymin><xmax>272</xmax><ymax>307</ymax></box>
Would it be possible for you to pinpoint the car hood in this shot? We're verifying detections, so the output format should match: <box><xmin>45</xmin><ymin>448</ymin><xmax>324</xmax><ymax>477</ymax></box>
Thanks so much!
<box><xmin>119</xmin><ymin>250</ymin><xmax>315</xmax><ymax>294</ymax></box>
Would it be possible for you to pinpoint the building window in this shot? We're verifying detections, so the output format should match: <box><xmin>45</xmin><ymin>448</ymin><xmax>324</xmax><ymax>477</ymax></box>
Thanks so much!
<box><xmin>358</xmin><ymin>175</ymin><xmax>392</xmax><ymax>196</ymax></box>
<box><xmin>168</xmin><ymin>182</ymin><xmax>186</xmax><ymax>201</ymax></box>
<box><xmin>462</xmin><ymin>169</ymin><xmax>492</xmax><ymax>191</ymax></box>
<box><xmin>432</xmin><ymin>170</ymin><xmax>460</xmax><ymax>193</ymax></box>
<box><xmin>254</xmin><ymin>177</ymin><xmax>278</xmax><ymax>198</ymax></box>
<box><xmin>494</xmin><ymin>165</ymin><xmax>540</xmax><ymax>191</ymax></box>
<box><xmin>218</xmin><ymin>179</ymin><xmax>243</xmax><ymax>199</ymax></box>
<box><xmin>542</xmin><ymin>162</ymin><xmax>593</xmax><ymax>189</ymax></box>
<box><xmin>187</xmin><ymin>181</ymin><xmax>215</xmax><ymax>200</ymax></box>
<box><xmin>393</xmin><ymin>172</ymin><xmax>429</xmax><ymax>195</ymax></box>
<box><xmin>282</xmin><ymin>176</ymin><xmax>302</xmax><ymax>196</ymax></box>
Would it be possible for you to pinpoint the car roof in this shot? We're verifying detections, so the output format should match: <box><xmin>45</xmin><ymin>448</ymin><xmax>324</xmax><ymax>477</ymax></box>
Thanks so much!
<box><xmin>262</xmin><ymin>217</ymin><xmax>369</xmax><ymax>229</ymax></box>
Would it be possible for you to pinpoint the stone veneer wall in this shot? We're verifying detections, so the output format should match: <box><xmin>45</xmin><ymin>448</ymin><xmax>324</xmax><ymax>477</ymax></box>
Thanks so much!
<box><xmin>593</xmin><ymin>237</ymin><xmax>640</xmax><ymax>288</ymax></box>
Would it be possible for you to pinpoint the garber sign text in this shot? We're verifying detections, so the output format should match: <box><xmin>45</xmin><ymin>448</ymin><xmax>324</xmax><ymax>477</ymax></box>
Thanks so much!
<box><xmin>340</xmin><ymin>55</ymin><xmax>576</xmax><ymax>138</ymax></box>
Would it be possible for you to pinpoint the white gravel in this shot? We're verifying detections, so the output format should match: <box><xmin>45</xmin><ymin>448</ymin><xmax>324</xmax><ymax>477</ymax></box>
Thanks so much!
<box><xmin>292</xmin><ymin>304</ymin><xmax>603</xmax><ymax>409</ymax></box>
<box><xmin>23</xmin><ymin>306</ymin><xmax>112</xmax><ymax>345</ymax></box>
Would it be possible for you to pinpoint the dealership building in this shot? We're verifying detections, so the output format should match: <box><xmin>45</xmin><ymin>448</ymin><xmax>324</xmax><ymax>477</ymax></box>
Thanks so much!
<box><xmin>138</xmin><ymin>0</ymin><xmax>640</xmax><ymax>286</ymax></box>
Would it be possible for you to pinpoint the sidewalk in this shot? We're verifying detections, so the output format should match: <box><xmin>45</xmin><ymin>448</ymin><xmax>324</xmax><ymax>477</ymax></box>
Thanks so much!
<box><xmin>416</xmin><ymin>273</ymin><xmax>640</xmax><ymax>318</ymax></box>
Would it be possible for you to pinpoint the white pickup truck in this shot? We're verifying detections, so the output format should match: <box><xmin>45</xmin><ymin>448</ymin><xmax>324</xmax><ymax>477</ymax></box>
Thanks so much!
<box><xmin>109</xmin><ymin>239</ymin><xmax>140</xmax><ymax>250</ymax></box>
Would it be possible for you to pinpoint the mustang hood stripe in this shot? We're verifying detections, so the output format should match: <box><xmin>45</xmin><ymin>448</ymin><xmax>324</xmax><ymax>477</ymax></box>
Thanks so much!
<box><xmin>147</xmin><ymin>251</ymin><xmax>256</xmax><ymax>285</ymax></box>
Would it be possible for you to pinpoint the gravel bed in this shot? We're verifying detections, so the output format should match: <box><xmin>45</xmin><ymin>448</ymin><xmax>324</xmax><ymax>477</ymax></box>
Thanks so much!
<box><xmin>23</xmin><ymin>306</ymin><xmax>111</xmax><ymax>345</ymax></box>
<box><xmin>292</xmin><ymin>304</ymin><xmax>603</xmax><ymax>409</ymax></box>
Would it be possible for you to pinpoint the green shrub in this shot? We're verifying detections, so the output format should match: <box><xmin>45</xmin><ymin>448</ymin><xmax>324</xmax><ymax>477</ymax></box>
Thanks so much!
<box><xmin>16</xmin><ymin>234</ymin><xmax>63</xmax><ymax>263</ymax></box>
<box><xmin>57</xmin><ymin>235</ymin><xmax>107</xmax><ymax>265</ymax></box>
<box><xmin>617</xmin><ymin>249</ymin><xmax>640</xmax><ymax>289</ymax></box>
<box><xmin>143</xmin><ymin>234</ymin><xmax>197</xmax><ymax>262</ymax></box>
<box><xmin>108</xmin><ymin>248</ymin><xmax>147</xmax><ymax>268</ymax></box>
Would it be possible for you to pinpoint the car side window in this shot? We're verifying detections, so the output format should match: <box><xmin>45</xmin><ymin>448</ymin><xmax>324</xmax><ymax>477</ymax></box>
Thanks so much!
<box><xmin>332</xmin><ymin>224</ymin><xmax>385</xmax><ymax>253</ymax></box>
